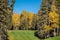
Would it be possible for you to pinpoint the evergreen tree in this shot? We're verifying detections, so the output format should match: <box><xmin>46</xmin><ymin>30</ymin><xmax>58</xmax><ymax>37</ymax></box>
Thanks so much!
<box><xmin>0</xmin><ymin>0</ymin><xmax>15</xmax><ymax>40</ymax></box>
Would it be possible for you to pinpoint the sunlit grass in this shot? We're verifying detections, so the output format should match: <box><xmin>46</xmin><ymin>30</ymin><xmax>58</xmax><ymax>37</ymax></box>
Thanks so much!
<box><xmin>8</xmin><ymin>30</ymin><xmax>60</xmax><ymax>40</ymax></box>
<box><xmin>8</xmin><ymin>30</ymin><xmax>40</xmax><ymax>40</ymax></box>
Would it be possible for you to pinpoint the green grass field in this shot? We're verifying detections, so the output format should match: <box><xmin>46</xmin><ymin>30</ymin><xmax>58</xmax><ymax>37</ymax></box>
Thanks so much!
<box><xmin>45</xmin><ymin>36</ymin><xmax>60</xmax><ymax>40</ymax></box>
<box><xmin>8</xmin><ymin>30</ymin><xmax>60</xmax><ymax>40</ymax></box>
<box><xmin>8</xmin><ymin>30</ymin><xmax>40</xmax><ymax>40</ymax></box>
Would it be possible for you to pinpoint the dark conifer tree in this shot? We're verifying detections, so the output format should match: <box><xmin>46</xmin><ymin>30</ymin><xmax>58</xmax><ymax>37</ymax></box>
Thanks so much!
<box><xmin>0</xmin><ymin>0</ymin><xmax>15</xmax><ymax>40</ymax></box>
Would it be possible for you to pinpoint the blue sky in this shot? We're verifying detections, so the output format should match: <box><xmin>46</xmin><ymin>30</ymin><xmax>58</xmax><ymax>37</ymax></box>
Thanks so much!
<box><xmin>13</xmin><ymin>0</ymin><xmax>42</xmax><ymax>14</ymax></box>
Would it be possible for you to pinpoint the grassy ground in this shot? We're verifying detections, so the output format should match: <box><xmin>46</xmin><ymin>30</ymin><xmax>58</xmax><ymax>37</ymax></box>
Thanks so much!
<box><xmin>8</xmin><ymin>30</ymin><xmax>40</xmax><ymax>40</ymax></box>
<box><xmin>45</xmin><ymin>36</ymin><xmax>60</xmax><ymax>40</ymax></box>
<box><xmin>8</xmin><ymin>30</ymin><xmax>60</xmax><ymax>40</ymax></box>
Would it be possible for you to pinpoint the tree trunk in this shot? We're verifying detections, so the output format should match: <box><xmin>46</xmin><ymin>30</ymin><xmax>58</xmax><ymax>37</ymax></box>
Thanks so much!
<box><xmin>53</xmin><ymin>29</ymin><xmax>56</xmax><ymax>37</ymax></box>
<box><xmin>57</xmin><ymin>28</ymin><xmax>59</xmax><ymax>36</ymax></box>
<box><xmin>47</xmin><ymin>31</ymin><xmax>50</xmax><ymax>38</ymax></box>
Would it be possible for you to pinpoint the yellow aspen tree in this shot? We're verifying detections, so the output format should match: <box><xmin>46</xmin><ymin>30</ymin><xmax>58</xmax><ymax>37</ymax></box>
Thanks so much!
<box><xmin>48</xmin><ymin>1</ymin><xmax>59</xmax><ymax>36</ymax></box>
<box><xmin>12</xmin><ymin>13</ymin><xmax>20</xmax><ymax>30</ymax></box>
<box><xmin>20</xmin><ymin>10</ymin><xmax>28</xmax><ymax>30</ymax></box>
<box><xmin>28</xmin><ymin>12</ymin><xmax>34</xmax><ymax>29</ymax></box>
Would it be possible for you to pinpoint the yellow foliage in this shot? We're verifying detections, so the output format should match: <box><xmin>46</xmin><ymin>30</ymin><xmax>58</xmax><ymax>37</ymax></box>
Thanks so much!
<box><xmin>44</xmin><ymin>25</ymin><xmax>52</xmax><ymax>31</ymax></box>
<box><xmin>49</xmin><ymin>3</ymin><xmax>59</xmax><ymax>23</ymax></box>
<box><xmin>51</xmin><ymin>23</ymin><xmax>59</xmax><ymax>29</ymax></box>
<box><xmin>20</xmin><ymin>11</ymin><xmax>34</xmax><ymax>29</ymax></box>
<box><xmin>48</xmin><ymin>11</ymin><xmax>59</xmax><ymax>29</ymax></box>
<box><xmin>49</xmin><ymin>11</ymin><xmax>59</xmax><ymax>23</ymax></box>
<box><xmin>21</xmin><ymin>10</ymin><xmax>28</xmax><ymax>19</ymax></box>
<box><xmin>12</xmin><ymin>13</ymin><xmax>20</xmax><ymax>27</ymax></box>
<box><xmin>48</xmin><ymin>4</ymin><xmax>59</xmax><ymax>29</ymax></box>
<box><xmin>28</xmin><ymin>12</ymin><xmax>34</xmax><ymax>28</ymax></box>
<box><xmin>51</xmin><ymin>4</ymin><xmax>58</xmax><ymax>12</ymax></box>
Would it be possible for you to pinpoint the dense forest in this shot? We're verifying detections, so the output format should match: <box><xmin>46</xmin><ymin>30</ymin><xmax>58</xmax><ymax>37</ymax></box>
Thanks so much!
<box><xmin>12</xmin><ymin>10</ymin><xmax>37</xmax><ymax>30</ymax></box>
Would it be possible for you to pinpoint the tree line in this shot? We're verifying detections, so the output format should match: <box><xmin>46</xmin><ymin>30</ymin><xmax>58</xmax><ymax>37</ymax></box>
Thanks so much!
<box><xmin>12</xmin><ymin>10</ymin><xmax>37</xmax><ymax>30</ymax></box>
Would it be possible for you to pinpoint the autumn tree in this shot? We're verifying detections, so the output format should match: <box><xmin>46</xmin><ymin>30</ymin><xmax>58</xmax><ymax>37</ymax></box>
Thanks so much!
<box><xmin>12</xmin><ymin>10</ymin><xmax>36</xmax><ymax>30</ymax></box>
<box><xmin>20</xmin><ymin>10</ymin><xmax>28</xmax><ymax>30</ymax></box>
<box><xmin>27</xmin><ymin>12</ymin><xmax>34</xmax><ymax>29</ymax></box>
<box><xmin>31</xmin><ymin>14</ymin><xmax>37</xmax><ymax>30</ymax></box>
<box><xmin>48</xmin><ymin>0</ymin><xmax>59</xmax><ymax>36</ymax></box>
<box><xmin>56</xmin><ymin>0</ymin><xmax>60</xmax><ymax>36</ymax></box>
<box><xmin>12</xmin><ymin>13</ymin><xmax>20</xmax><ymax>30</ymax></box>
